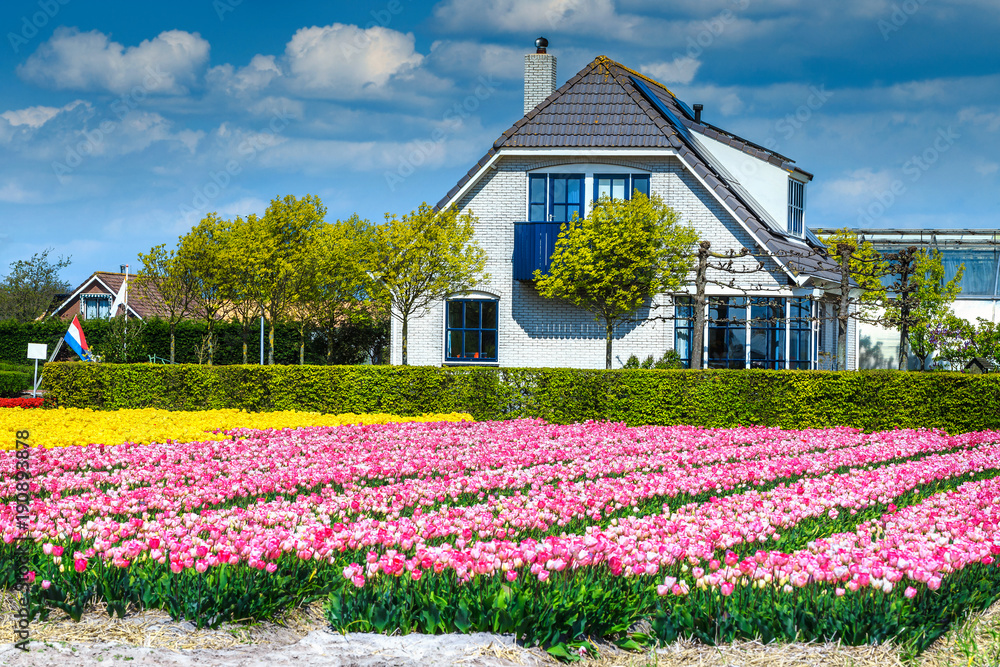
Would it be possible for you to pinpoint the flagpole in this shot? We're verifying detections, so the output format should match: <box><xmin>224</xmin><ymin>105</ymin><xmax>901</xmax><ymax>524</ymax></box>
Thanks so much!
<box><xmin>124</xmin><ymin>265</ymin><xmax>128</xmax><ymax>360</ymax></box>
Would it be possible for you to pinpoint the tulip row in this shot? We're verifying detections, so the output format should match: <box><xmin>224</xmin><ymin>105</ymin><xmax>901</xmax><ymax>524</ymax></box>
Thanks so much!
<box><xmin>2</xmin><ymin>419</ymin><xmax>1000</xmax><ymax>656</ymax></box>
<box><xmin>0</xmin><ymin>398</ymin><xmax>43</xmax><ymax>409</ymax></box>
<box><xmin>0</xmin><ymin>407</ymin><xmax>472</xmax><ymax>450</ymax></box>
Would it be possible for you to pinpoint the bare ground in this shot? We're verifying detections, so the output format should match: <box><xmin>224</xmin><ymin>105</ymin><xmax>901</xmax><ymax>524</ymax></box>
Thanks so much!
<box><xmin>3</xmin><ymin>593</ymin><xmax>997</xmax><ymax>667</ymax></box>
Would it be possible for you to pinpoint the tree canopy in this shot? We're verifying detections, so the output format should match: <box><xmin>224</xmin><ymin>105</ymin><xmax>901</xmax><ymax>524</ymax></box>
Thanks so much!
<box><xmin>0</xmin><ymin>248</ymin><xmax>72</xmax><ymax>322</ymax></box>
<box><xmin>534</xmin><ymin>192</ymin><xmax>698</xmax><ymax>369</ymax></box>
<box><xmin>368</xmin><ymin>203</ymin><xmax>489</xmax><ymax>365</ymax></box>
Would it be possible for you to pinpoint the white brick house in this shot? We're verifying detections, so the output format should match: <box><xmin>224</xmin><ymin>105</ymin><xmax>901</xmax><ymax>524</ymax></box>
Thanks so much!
<box><xmin>391</xmin><ymin>43</ymin><xmax>855</xmax><ymax>370</ymax></box>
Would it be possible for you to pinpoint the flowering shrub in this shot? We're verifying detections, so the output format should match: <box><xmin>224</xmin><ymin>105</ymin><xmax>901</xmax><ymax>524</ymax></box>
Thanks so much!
<box><xmin>2</xmin><ymin>419</ymin><xmax>999</xmax><ymax>654</ymax></box>
<box><xmin>0</xmin><ymin>397</ymin><xmax>43</xmax><ymax>409</ymax></box>
<box><xmin>0</xmin><ymin>407</ymin><xmax>471</xmax><ymax>450</ymax></box>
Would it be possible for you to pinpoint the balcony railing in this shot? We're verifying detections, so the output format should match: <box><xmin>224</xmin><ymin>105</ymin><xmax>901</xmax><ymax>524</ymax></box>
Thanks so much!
<box><xmin>513</xmin><ymin>221</ymin><xmax>565</xmax><ymax>281</ymax></box>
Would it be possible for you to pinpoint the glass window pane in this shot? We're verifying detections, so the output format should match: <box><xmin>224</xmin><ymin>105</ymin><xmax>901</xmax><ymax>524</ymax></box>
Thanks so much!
<box><xmin>729</xmin><ymin>328</ymin><xmax>746</xmax><ymax>362</ymax></box>
<box><xmin>941</xmin><ymin>251</ymin><xmax>996</xmax><ymax>296</ymax></box>
<box><xmin>530</xmin><ymin>204</ymin><xmax>546</xmax><ymax>222</ymax></box>
<box><xmin>464</xmin><ymin>301</ymin><xmax>480</xmax><ymax>329</ymax></box>
<box><xmin>597</xmin><ymin>178</ymin><xmax>610</xmax><ymax>200</ymax></box>
<box><xmin>482</xmin><ymin>331</ymin><xmax>497</xmax><ymax>360</ymax></box>
<box><xmin>464</xmin><ymin>331</ymin><xmax>480</xmax><ymax>358</ymax></box>
<box><xmin>553</xmin><ymin>205</ymin><xmax>567</xmax><ymax>222</ymax></box>
<box><xmin>482</xmin><ymin>301</ymin><xmax>497</xmax><ymax>329</ymax></box>
<box><xmin>448</xmin><ymin>301</ymin><xmax>463</xmax><ymax>329</ymax></box>
<box><xmin>530</xmin><ymin>175</ymin><xmax>546</xmax><ymax>204</ymax></box>
<box><xmin>567</xmin><ymin>178</ymin><xmax>580</xmax><ymax>203</ymax></box>
<box><xmin>709</xmin><ymin>328</ymin><xmax>726</xmax><ymax>359</ymax></box>
<box><xmin>675</xmin><ymin>328</ymin><xmax>691</xmax><ymax>364</ymax></box>
<box><xmin>632</xmin><ymin>176</ymin><xmax>650</xmax><ymax>198</ymax></box>
<box><xmin>611</xmin><ymin>178</ymin><xmax>626</xmax><ymax>200</ymax></box>
<box><xmin>448</xmin><ymin>331</ymin><xmax>463</xmax><ymax>358</ymax></box>
<box><xmin>553</xmin><ymin>178</ymin><xmax>566</xmax><ymax>202</ymax></box>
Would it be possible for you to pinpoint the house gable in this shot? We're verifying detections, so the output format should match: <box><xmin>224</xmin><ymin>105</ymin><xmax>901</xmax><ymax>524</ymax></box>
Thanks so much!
<box><xmin>436</xmin><ymin>56</ymin><xmax>839</xmax><ymax>286</ymax></box>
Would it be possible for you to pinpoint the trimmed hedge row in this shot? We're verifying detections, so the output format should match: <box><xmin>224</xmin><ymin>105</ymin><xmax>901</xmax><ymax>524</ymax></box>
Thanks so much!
<box><xmin>0</xmin><ymin>318</ymin><xmax>387</xmax><ymax>366</ymax></box>
<box><xmin>41</xmin><ymin>363</ymin><xmax>1000</xmax><ymax>432</ymax></box>
<box><xmin>0</xmin><ymin>370</ymin><xmax>31</xmax><ymax>398</ymax></box>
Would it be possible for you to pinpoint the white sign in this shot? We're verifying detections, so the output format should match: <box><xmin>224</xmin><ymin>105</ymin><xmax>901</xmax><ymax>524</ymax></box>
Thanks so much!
<box><xmin>27</xmin><ymin>343</ymin><xmax>47</xmax><ymax>360</ymax></box>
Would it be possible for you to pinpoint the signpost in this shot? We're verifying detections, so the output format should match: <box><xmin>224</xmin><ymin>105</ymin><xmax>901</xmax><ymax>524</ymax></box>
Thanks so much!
<box><xmin>27</xmin><ymin>343</ymin><xmax>47</xmax><ymax>398</ymax></box>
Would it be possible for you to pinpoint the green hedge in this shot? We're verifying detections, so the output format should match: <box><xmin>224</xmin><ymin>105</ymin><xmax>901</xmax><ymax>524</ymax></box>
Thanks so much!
<box><xmin>0</xmin><ymin>370</ymin><xmax>30</xmax><ymax>397</ymax></box>
<box><xmin>41</xmin><ymin>364</ymin><xmax>1000</xmax><ymax>432</ymax></box>
<box><xmin>0</xmin><ymin>318</ymin><xmax>386</xmax><ymax>366</ymax></box>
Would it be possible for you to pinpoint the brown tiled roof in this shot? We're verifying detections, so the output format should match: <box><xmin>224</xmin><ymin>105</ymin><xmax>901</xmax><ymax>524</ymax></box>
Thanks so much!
<box><xmin>57</xmin><ymin>272</ymin><xmax>171</xmax><ymax>319</ymax></box>
<box><xmin>435</xmin><ymin>56</ymin><xmax>839</xmax><ymax>284</ymax></box>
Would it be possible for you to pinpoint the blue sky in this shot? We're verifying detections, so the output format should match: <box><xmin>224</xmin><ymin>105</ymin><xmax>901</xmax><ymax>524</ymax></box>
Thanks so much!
<box><xmin>1</xmin><ymin>0</ymin><xmax>998</xmax><ymax>287</ymax></box>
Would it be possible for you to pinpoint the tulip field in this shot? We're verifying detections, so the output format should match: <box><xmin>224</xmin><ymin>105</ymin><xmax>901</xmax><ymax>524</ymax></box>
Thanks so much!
<box><xmin>4</xmin><ymin>412</ymin><xmax>1000</xmax><ymax>659</ymax></box>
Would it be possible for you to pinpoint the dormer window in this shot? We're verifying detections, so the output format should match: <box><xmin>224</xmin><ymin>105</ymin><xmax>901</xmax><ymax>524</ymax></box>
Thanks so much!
<box><xmin>81</xmin><ymin>294</ymin><xmax>111</xmax><ymax>320</ymax></box>
<box><xmin>788</xmin><ymin>178</ymin><xmax>805</xmax><ymax>236</ymax></box>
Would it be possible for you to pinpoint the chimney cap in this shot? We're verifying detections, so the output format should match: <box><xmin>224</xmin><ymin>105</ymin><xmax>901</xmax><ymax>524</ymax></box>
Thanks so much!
<box><xmin>535</xmin><ymin>37</ymin><xmax>548</xmax><ymax>53</ymax></box>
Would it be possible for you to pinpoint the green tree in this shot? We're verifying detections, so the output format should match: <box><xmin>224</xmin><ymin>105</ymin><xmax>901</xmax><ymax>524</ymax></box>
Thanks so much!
<box><xmin>177</xmin><ymin>213</ymin><xmax>232</xmax><ymax>365</ymax></box>
<box><xmin>881</xmin><ymin>247</ymin><xmax>963</xmax><ymax>370</ymax></box>
<box><xmin>243</xmin><ymin>195</ymin><xmax>327</xmax><ymax>364</ymax></box>
<box><xmin>135</xmin><ymin>244</ymin><xmax>196</xmax><ymax>363</ymax></box>
<box><xmin>0</xmin><ymin>248</ymin><xmax>72</xmax><ymax>322</ymax></box>
<box><xmin>219</xmin><ymin>216</ymin><xmax>263</xmax><ymax>364</ymax></box>
<box><xmin>302</xmin><ymin>215</ymin><xmax>378</xmax><ymax>365</ymax></box>
<box><xmin>905</xmin><ymin>248</ymin><xmax>964</xmax><ymax>369</ymax></box>
<box><xmin>535</xmin><ymin>193</ymin><xmax>698</xmax><ymax>369</ymax></box>
<box><xmin>368</xmin><ymin>203</ymin><xmax>488</xmax><ymax>366</ymax></box>
<box><xmin>821</xmin><ymin>230</ymin><xmax>888</xmax><ymax>370</ymax></box>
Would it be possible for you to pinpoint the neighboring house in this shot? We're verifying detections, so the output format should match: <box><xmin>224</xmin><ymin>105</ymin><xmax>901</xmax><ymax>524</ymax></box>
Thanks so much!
<box><xmin>50</xmin><ymin>271</ymin><xmax>167</xmax><ymax>321</ymax></box>
<box><xmin>392</xmin><ymin>41</ymin><xmax>854</xmax><ymax>370</ymax></box>
<box><xmin>813</xmin><ymin>228</ymin><xmax>1000</xmax><ymax>369</ymax></box>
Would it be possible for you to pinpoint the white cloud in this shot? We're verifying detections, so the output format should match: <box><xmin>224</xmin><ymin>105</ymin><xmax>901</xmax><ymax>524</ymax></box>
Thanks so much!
<box><xmin>206</xmin><ymin>54</ymin><xmax>281</xmax><ymax>97</ymax></box>
<box><xmin>0</xmin><ymin>182</ymin><xmax>35</xmax><ymax>203</ymax></box>
<box><xmin>818</xmin><ymin>168</ymin><xmax>899</xmax><ymax>208</ymax></box>
<box><xmin>974</xmin><ymin>160</ymin><xmax>999</xmax><ymax>176</ymax></box>
<box><xmin>432</xmin><ymin>0</ymin><xmax>632</xmax><ymax>37</ymax></box>
<box><xmin>959</xmin><ymin>106</ymin><xmax>1000</xmax><ymax>132</ymax></box>
<box><xmin>641</xmin><ymin>57</ymin><xmax>702</xmax><ymax>85</ymax></box>
<box><xmin>283</xmin><ymin>24</ymin><xmax>424</xmax><ymax>98</ymax></box>
<box><xmin>18</xmin><ymin>27</ymin><xmax>210</xmax><ymax>95</ymax></box>
<box><xmin>1</xmin><ymin>101</ymin><xmax>86</xmax><ymax>128</ymax></box>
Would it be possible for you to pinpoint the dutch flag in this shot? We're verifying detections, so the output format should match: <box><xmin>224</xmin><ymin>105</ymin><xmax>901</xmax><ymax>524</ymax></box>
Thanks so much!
<box><xmin>65</xmin><ymin>315</ymin><xmax>94</xmax><ymax>362</ymax></box>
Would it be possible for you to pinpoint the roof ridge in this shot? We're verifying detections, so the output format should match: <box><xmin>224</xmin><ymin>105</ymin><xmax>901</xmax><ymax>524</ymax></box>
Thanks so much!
<box><xmin>594</xmin><ymin>56</ymin><xmax>677</xmax><ymax>98</ymax></box>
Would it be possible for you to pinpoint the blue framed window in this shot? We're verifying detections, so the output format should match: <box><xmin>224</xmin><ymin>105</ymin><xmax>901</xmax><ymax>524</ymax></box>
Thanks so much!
<box><xmin>82</xmin><ymin>295</ymin><xmax>111</xmax><ymax>320</ymax></box>
<box><xmin>789</xmin><ymin>297</ymin><xmax>812</xmax><ymax>370</ymax></box>
<box><xmin>594</xmin><ymin>174</ymin><xmax>650</xmax><ymax>201</ymax></box>
<box><xmin>528</xmin><ymin>173</ymin><xmax>585</xmax><ymax>222</ymax></box>
<box><xmin>673</xmin><ymin>295</ymin><xmax>695</xmax><ymax>368</ymax></box>
<box><xmin>708</xmin><ymin>297</ymin><xmax>747</xmax><ymax>369</ymax></box>
<box><xmin>788</xmin><ymin>179</ymin><xmax>805</xmax><ymax>236</ymax></box>
<box><xmin>750</xmin><ymin>297</ymin><xmax>785</xmax><ymax>369</ymax></box>
<box><xmin>446</xmin><ymin>299</ymin><xmax>498</xmax><ymax>362</ymax></box>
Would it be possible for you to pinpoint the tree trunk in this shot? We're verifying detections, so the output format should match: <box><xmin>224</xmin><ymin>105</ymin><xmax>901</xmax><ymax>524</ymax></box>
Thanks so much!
<box><xmin>268</xmin><ymin>322</ymin><xmax>275</xmax><ymax>365</ymax></box>
<box><xmin>401</xmin><ymin>316</ymin><xmax>408</xmax><ymax>366</ymax></box>
<box><xmin>299</xmin><ymin>322</ymin><xmax>306</xmax><ymax>365</ymax></box>
<box><xmin>897</xmin><ymin>247</ymin><xmax>916</xmax><ymax>371</ymax></box>
<box><xmin>691</xmin><ymin>241</ymin><xmax>710</xmax><ymax>370</ymax></box>
<box><xmin>605</xmin><ymin>319</ymin><xmax>614</xmax><ymax>370</ymax></box>
<box><xmin>242</xmin><ymin>341</ymin><xmax>247</xmax><ymax>365</ymax></box>
<box><xmin>169</xmin><ymin>326</ymin><xmax>175</xmax><ymax>364</ymax></box>
<box><xmin>837</xmin><ymin>244</ymin><xmax>853</xmax><ymax>371</ymax></box>
<box><xmin>326</xmin><ymin>326</ymin><xmax>334</xmax><ymax>365</ymax></box>
<box><xmin>207</xmin><ymin>321</ymin><xmax>214</xmax><ymax>366</ymax></box>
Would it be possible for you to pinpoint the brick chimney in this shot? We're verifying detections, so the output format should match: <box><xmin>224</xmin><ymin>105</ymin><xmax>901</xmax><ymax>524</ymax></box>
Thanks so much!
<box><xmin>524</xmin><ymin>37</ymin><xmax>556</xmax><ymax>114</ymax></box>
